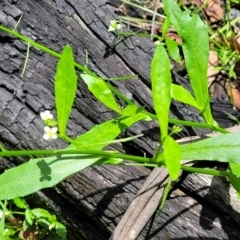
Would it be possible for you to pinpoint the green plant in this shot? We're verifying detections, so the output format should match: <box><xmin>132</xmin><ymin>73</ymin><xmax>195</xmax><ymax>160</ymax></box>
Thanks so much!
<box><xmin>0</xmin><ymin>0</ymin><xmax>240</xmax><ymax>237</ymax></box>
<box><xmin>0</xmin><ymin>197</ymin><xmax>66</xmax><ymax>239</ymax></box>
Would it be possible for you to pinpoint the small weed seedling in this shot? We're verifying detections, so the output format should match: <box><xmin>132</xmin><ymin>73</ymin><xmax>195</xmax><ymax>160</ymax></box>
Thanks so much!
<box><xmin>0</xmin><ymin>197</ymin><xmax>66</xmax><ymax>239</ymax></box>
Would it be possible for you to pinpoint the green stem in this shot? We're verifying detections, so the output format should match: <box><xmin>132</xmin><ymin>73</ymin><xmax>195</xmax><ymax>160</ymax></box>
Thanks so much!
<box><xmin>181</xmin><ymin>165</ymin><xmax>228</xmax><ymax>177</ymax></box>
<box><xmin>104</xmin><ymin>75</ymin><xmax>136</xmax><ymax>81</ymax></box>
<box><xmin>0</xmin><ymin>146</ymin><xmax>231</xmax><ymax>178</ymax></box>
<box><xmin>0</xmin><ymin>148</ymin><xmax>152</xmax><ymax>163</ymax></box>
<box><xmin>0</xmin><ymin>143</ymin><xmax>6</xmax><ymax>152</ymax></box>
<box><xmin>210</xmin><ymin>15</ymin><xmax>240</xmax><ymax>40</ymax></box>
<box><xmin>120</xmin><ymin>0</ymin><xmax>165</xmax><ymax>19</ymax></box>
<box><xmin>125</xmin><ymin>161</ymin><xmax>229</xmax><ymax>177</ymax></box>
<box><xmin>125</xmin><ymin>162</ymin><xmax>229</xmax><ymax>177</ymax></box>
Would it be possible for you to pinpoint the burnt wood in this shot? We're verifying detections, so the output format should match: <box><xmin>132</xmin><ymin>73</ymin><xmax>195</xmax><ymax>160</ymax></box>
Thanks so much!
<box><xmin>0</xmin><ymin>0</ymin><xmax>240</xmax><ymax>239</ymax></box>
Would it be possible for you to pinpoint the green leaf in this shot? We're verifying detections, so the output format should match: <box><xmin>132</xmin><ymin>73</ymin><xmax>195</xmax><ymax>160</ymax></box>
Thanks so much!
<box><xmin>163</xmin><ymin>136</ymin><xmax>181</xmax><ymax>180</ymax></box>
<box><xmin>81</xmin><ymin>74</ymin><xmax>120</xmax><ymax>113</ymax></box>
<box><xmin>0</xmin><ymin>155</ymin><xmax>103</xmax><ymax>200</ymax></box>
<box><xmin>55</xmin><ymin>45</ymin><xmax>78</xmax><ymax>137</ymax></box>
<box><xmin>25</xmin><ymin>209</ymin><xmax>33</xmax><ymax>225</ymax></box>
<box><xmin>0</xmin><ymin>201</ymin><xmax>7</xmax><ymax>239</ymax></box>
<box><xmin>31</xmin><ymin>208</ymin><xmax>53</xmax><ymax>220</ymax></box>
<box><xmin>229</xmin><ymin>162</ymin><xmax>240</xmax><ymax>177</ymax></box>
<box><xmin>13</xmin><ymin>197</ymin><xmax>28</xmax><ymax>209</ymax></box>
<box><xmin>227</xmin><ymin>172</ymin><xmax>240</xmax><ymax>198</ymax></box>
<box><xmin>157</xmin><ymin>180</ymin><xmax>172</xmax><ymax>215</ymax></box>
<box><xmin>55</xmin><ymin>221</ymin><xmax>67</xmax><ymax>239</ymax></box>
<box><xmin>171</xmin><ymin>84</ymin><xmax>200</xmax><ymax>110</ymax></box>
<box><xmin>120</xmin><ymin>104</ymin><xmax>152</xmax><ymax>120</ymax></box>
<box><xmin>120</xmin><ymin>105</ymin><xmax>143</xmax><ymax>116</ymax></box>
<box><xmin>165</xmin><ymin>38</ymin><xmax>181</xmax><ymax>63</ymax></box>
<box><xmin>179</xmin><ymin>11</ymin><xmax>214</xmax><ymax>124</ymax></box>
<box><xmin>71</xmin><ymin>113</ymin><xmax>149</xmax><ymax>150</ymax></box>
<box><xmin>163</xmin><ymin>0</ymin><xmax>183</xmax><ymax>33</ymax></box>
<box><xmin>151</xmin><ymin>44</ymin><xmax>172</xmax><ymax>140</ymax></box>
<box><xmin>180</xmin><ymin>133</ymin><xmax>240</xmax><ymax>163</ymax></box>
<box><xmin>162</xmin><ymin>15</ymin><xmax>170</xmax><ymax>37</ymax></box>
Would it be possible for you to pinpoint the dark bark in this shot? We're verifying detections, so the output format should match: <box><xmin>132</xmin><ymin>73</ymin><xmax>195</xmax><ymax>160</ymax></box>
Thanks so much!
<box><xmin>0</xmin><ymin>0</ymin><xmax>240</xmax><ymax>239</ymax></box>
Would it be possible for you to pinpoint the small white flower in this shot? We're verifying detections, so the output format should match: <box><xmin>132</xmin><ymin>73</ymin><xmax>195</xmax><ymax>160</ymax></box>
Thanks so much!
<box><xmin>154</xmin><ymin>40</ymin><xmax>161</xmax><ymax>46</ymax></box>
<box><xmin>43</xmin><ymin>126</ymin><xmax>58</xmax><ymax>140</ymax></box>
<box><xmin>40</xmin><ymin>110</ymin><xmax>53</xmax><ymax>121</ymax></box>
<box><xmin>108</xmin><ymin>20</ymin><xmax>121</xmax><ymax>32</ymax></box>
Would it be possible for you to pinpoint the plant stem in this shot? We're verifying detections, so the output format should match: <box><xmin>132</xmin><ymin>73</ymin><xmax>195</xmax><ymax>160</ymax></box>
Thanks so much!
<box><xmin>0</xmin><ymin>148</ymin><xmax>153</xmax><ymax>163</ymax></box>
<box><xmin>0</xmin><ymin>147</ymin><xmax>231</xmax><ymax>178</ymax></box>
<box><xmin>181</xmin><ymin>165</ymin><xmax>228</xmax><ymax>177</ymax></box>
<box><xmin>125</xmin><ymin>162</ymin><xmax>229</xmax><ymax>177</ymax></box>
<box><xmin>120</xmin><ymin>0</ymin><xmax>165</xmax><ymax>19</ymax></box>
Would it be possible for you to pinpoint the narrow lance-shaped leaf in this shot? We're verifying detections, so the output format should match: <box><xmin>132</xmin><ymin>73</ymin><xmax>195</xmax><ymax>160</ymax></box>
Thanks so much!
<box><xmin>165</xmin><ymin>38</ymin><xmax>181</xmax><ymax>63</ymax></box>
<box><xmin>55</xmin><ymin>44</ymin><xmax>78</xmax><ymax>137</ymax></box>
<box><xmin>180</xmin><ymin>133</ymin><xmax>240</xmax><ymax>163</ymax></box>
<box><xmin>171</xmin><ymin>84</ymin><xmax>201</xmax><ymax>111</ymax></box>
<box><xmin>120</xmin><ymin>104</ymin><xmax>145</xmax><ymax>116</ymax></box>
<box><xmin>162</xmin><ymin>15</ymin><xmax>170</xmax><ymax>38</ymax></box>
<box><xmin>151</xmin><ymin>44</ymin><xmax>172</xmax><ymax>140</ymax></box>
<box><xmin>163</xmin><ymin>136</ymin><xmax>181</xmax><ymax>180</ymax></box>
<box><xmin>163</xmin><ymin>0</ymin><xmax>183</xmax><ymax>33</ymax></box>
<box><xmin>71</xmin><ymin>112</ymin><xmax>151</xmax><ymax>150</ymax></box>
<box><xmin>81</xmin><ymin>74</ymin><xmax>120</xmax><ymax>113</ymax></box>
<box><xmin>179</xmin><ymin>11</ymin><xmax>214</xmax><ymax>125</ymax></box>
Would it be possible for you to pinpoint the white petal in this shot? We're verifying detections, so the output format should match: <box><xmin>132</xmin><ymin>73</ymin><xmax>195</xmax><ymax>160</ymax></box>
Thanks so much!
<box><xmin>40</xmin><ymin>110</ymin><xmax>53</xmax><ymax>120</ymax></box>
<box><xmin>52</xmin><ymin>134</ymin><xmax>58</xmax><ymax>140</ymax></box>
<box><xmin>43</xmin><ymin>134</ymin><xmax>49</xmax><ymax>140</ymax></box>
<box><xmin>40</xmin><ymin>112</ymin><xmax>46</xmax><ymax>120</ymax></box>
<box><xmin>51</xmin><ymin>127</ymin><xmax>58</xmax><ymax>133</ymax></box>
<box><xmin>44</xmin><ymin>126</ymin><xmax>51</xmax><ymax>132</ymax></box>
<box><xmin>108</xmin><ymin>26</ymin><xmax>115</xmax><ymax>32</ymax></box>
<box><xmin>46</xmin><ymin>112</ymin><xmax>53</xmax><ymax>119</ymax></box>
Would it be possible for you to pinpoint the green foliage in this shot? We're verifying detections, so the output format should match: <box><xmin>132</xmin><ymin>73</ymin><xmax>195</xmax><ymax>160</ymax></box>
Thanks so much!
<box><xmin>2</xmin><ymin>198</ymin><xmax>67</xmax><ymax>240</ymax></box>
<box><xmin>162</xmin><ymin>0</ymin><xmax>182</xmax><ymax>33</ymax></box>
<box><xmin>0</xmin><ymin>155</ymin><xmax>103</xmax><ymax>200</ymax></box>
<box><xmin>171</xmin><ymin>84</ymin><xmax>201</xmax><ymax>110</ymax></box>
<box><xmin>163</xmin><ymin>0</ymin><xmax>215</xmax><ymax>126</ymax></box>
<box><xmin>0</xmin><ymin>0</ymin><xmax>240</xmax><ymax>235</ymax></box>
<box><xmin>81</xmin><ymin>74</ymin><xmax>120</xmax><ymax>113</ymax></box>
<box><xmin>162</xmin><ymin>15</ymin><xmax>170</xmax><ymax>38</ymax></box>
<box><xmin>0</xmin><ymin>201</ymin><xmax>7</xmax><ymax>239</ymax></box>
<box><xmin>163</xmin><ymin>136</ymin><xmax>181</xmax><ymax>180</ymax></box>
<box><xmin>151</xmin><ymin>44</ymin><xmax>172</xmax><ymax>141</ymax></box>
<box><xmin>72</xmin><ymin>114</ymin><xmax>150</xmax><ymax>150</ymax></box>
<box><xmin>165</xmin><ymin>38</ymin><xmax>181</xmax><ymax>63</ymax></box>
<box><xmin>230</xmin><ymin>162</ymin><xmax>240</xmax><ymax>177</ymax></box>
<box><xmin>180</xmin><ymin>133</ymin><xmax>240</xmax><ymax>163</ymax></box>
<box><xmin>55</xmin><ymin>44</ymin><xmax>78</xmax><ymax>137</ymax></box>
